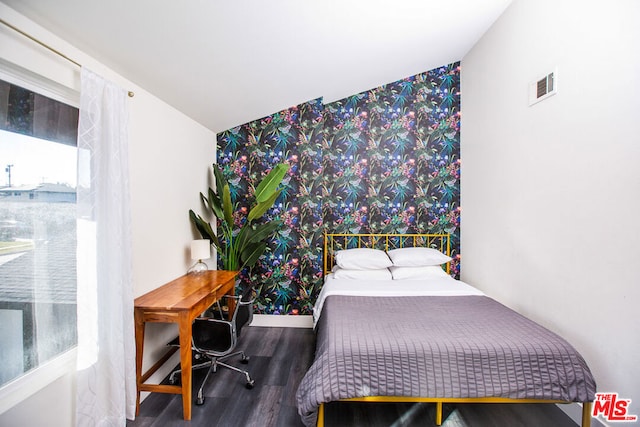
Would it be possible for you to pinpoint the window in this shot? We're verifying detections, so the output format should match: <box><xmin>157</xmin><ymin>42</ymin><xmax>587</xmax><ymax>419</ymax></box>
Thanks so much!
<box><xmin>0</xmin><ymin>77</ymin><xmax>79</xmax><ymax>389</ymax></box>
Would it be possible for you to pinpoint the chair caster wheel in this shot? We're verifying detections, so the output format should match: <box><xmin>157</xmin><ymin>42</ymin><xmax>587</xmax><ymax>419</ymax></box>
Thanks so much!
<box><xmin>245</xmin><ymin>380</ymin><xmax>255</xmax><ymax>389</ymax></box>
<box><xmin>241</xmin><ymin>355</ymin><xmax>250</xmax><ymax>364</ymax></box>
<box><xmin>168</xmin><ymin>375</ymin><xmax>178</xmax><ymax>385</ymax></box>
<box><xmin>196</xmin><ymin>396</ymin><xmax>205</xmax><ymax>405</ymax></box>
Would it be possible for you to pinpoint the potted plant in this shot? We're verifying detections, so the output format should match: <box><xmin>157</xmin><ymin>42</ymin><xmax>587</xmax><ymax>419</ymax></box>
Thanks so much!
<box><xmin>189</xmin><ymin>162</ymin><xmax>289</xmax><ymax>272</ymax></box>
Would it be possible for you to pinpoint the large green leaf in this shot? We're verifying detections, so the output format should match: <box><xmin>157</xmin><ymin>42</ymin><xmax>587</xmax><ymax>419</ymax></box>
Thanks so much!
<box><xmin>189</xmin><ymin>210</ymin><xmax>220</xmax><ymax>249</ymax></box>
<box><xmin>234</xmin><ymin>224</ymin><xmax>252</xmax><ymax>255</ymax></box>
<box><xmin>254</xmin><ymin>163</ymin><xmax>289</xmax><ymax>203</ymax></box>
<box><xmin>247</xmin><ymin>220</ymin><xmax>282</xmax><ymax>243</ymax></box>
<box><xmin>247</xmin><ymin>189</ymin><xmax>282</xmax><ymax>222</ymax></box>
<box><xmin>206</xmin><ymin>187</ymin><xmax>224</xmax><ymax>219</ymax></box>
<box><xmin>200</xmin><ymin>191</ymin><xmax>222</xmax><ymax>221</ymax></box>
<box><xmin>240</xmin><ymin>242</ymin><xmax>267</xmax><ymax>268</ymax></box>
<box><xmin>212</xmin><ymin>163</ymin><xmax>227</xmax><ymax>193</ymax></box>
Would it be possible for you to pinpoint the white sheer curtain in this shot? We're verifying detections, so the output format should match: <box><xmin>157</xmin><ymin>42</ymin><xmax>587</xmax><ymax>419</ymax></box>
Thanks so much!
<box><xmin>76</xmin><ymin>68</ymin><xmax>136</xmax><ymax>425</ymax></box>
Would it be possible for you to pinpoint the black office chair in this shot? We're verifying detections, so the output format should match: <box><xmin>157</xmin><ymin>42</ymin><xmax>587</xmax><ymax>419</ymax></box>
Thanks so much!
<box><xmin>168</xmin><ymin>286</ymin><xmax>255</xmax><ymax>405</ymax></box>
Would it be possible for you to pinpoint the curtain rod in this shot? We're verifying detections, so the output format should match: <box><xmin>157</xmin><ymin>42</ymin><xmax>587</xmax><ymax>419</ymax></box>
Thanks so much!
<box><xmin>1</xmin><ymin>17</ymin><xmax>135</xmax><ymax>97</ymax></box>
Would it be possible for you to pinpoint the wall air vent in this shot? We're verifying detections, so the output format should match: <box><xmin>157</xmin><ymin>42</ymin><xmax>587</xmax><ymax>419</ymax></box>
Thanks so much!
<box><xmin>529</xmin><ymin>68</ymin><xmax>557</xmax><ymax>106</ymax></box>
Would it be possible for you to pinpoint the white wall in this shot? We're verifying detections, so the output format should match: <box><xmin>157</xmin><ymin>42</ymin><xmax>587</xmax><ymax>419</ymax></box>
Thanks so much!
<box><xmin>0</xmin><ymin>3</ymin><xmax>216</xmax><ymax>425</ymax></box>
<box><xmin>461</xmin><ymin>0</ymin><xmax>640</xmax><ymax>421</ymax></box>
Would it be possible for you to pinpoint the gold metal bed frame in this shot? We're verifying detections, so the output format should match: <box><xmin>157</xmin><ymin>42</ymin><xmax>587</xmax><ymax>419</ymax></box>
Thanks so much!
<box><xmin>323</xmin><ymin>232</ymin><xmax>451</xmax><ymax>275</ymax></box>
<box><xmin>318</xmin><ymin>232</ymin><xmax>592</xmax><ymax>427</ymax></box>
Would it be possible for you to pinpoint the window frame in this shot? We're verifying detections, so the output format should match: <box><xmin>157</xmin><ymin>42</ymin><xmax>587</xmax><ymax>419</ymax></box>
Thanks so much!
<box><xmin>0</xmin><ymin>348</ymin><xmax>76</xmax><ymax>414</ymax></box>
<box><xmin>0</xmin><ymin>63</ymin><xmax>80</xmax><ymax>414</ymax></box>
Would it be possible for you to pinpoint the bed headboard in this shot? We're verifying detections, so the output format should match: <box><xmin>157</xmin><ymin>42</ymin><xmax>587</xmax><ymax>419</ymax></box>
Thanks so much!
<box><xmin>323</xmin><ymin>233</ymin><xmax>451</xmax><ymax>275</ymax></box>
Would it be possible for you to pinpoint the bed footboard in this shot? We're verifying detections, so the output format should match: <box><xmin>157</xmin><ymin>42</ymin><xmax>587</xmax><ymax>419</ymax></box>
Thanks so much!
<box><xmin>316</xmin><ymin>399</ymin><xmax>593</xmax><ymax>427</ymax></box>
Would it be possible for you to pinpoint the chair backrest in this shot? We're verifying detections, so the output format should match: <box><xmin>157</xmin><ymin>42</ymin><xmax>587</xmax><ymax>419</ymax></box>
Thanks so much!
<box><xmin>234</xmin><ymin>285</ymin><xmax>254</xmax><ymax>337</ymax></box>
<box><xmin>191</xmin><ymin>286</ymin><xmax>255</xmax><ymax>354</ymax></box>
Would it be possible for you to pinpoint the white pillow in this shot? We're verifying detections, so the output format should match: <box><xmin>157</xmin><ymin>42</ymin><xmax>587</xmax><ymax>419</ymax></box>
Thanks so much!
<box><xmin>389</xmin><ymin>265</ymin><xmax>449</xmax><ymax>280</ymax></box>
<box><xmin>332</xmin><ymin>267</ymin><xmax>392</xmax><ymax>280</ymax></box>
<box><xmin>334</xmin><ymin>248</ymin><xmax>392</xmax><ymax>270</ymax></box>
<box><xmin>387</xmin><ymin>247</ymin><xmax>452</xmax><ymax>267</ymax></box>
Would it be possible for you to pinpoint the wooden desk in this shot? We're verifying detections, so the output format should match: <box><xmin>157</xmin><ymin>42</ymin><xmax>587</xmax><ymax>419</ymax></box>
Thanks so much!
<box><xmin>134</xmin><ymin>270</ymin><xmax>237</xmax><ymax>420</ymax></box>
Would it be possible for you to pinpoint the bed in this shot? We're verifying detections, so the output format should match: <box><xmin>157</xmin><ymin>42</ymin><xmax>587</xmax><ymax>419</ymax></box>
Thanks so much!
<box><xmin>296</xmin><ymin>233</ymin><xmax>596</xmax><ymax>427</ymax></box>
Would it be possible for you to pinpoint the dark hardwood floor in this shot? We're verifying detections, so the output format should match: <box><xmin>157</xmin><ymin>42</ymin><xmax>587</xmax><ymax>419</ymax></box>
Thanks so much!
<box><xmin>129</xmin><ymin>326</ymin><xmax>581</xmax><ymax>427</ymax></box>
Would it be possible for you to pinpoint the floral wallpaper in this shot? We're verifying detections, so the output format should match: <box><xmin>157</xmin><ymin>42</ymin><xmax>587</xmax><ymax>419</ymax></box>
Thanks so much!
<box><xmin>217</xmin><ymin>62</ymin><xmax>460</xmax><ymax>315</ymax></box>
<box><xmin>217</xmin><ymin>98</ymin><xmax>325</xmax><ymax>315</ymax></box>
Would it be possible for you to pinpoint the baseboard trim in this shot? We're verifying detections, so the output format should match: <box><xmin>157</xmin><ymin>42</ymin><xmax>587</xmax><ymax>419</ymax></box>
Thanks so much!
<box><xmin>250</xmin><ymin>314</ymin><xmax>313</xmax><ymax>328</ymax></box>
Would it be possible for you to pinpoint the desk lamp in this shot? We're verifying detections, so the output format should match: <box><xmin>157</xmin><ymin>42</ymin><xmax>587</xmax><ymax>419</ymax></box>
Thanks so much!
<box><xmin>188</xmin><ymin>239</ymin><xmax>210</xmax><ymax>274</ymax></box>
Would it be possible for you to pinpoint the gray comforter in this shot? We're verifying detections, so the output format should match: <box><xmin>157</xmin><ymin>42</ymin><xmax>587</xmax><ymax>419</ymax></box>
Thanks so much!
<box><xmin>296</xmin><ymin>295</ymin><xmax>596</xmax><ymax>426</ymax></box>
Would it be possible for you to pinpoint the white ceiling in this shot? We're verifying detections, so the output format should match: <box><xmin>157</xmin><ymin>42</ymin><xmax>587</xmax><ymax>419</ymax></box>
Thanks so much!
<box><xmin>3</xmin><ymin>0</ymin><xmax>511</xmax><ymax>133</ymax></box>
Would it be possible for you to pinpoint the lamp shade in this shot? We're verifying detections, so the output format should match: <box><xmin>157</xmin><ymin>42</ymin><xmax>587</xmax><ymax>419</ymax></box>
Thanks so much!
<box><xmin>190</xmin><ymin>239</ymin><xmax>211</xmax><ymax>260</ymax></box>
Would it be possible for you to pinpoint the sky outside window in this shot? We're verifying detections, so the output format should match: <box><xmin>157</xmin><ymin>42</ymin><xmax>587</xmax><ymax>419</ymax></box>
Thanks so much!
<box><xmin>0</xmin><ymin>129</ymin><xmax>77</xmax><ymax>188</ymax></box>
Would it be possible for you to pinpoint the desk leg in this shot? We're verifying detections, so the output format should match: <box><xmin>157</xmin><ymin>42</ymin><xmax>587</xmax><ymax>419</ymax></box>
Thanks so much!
<box><xmin>178</xmin><ymin>313</ymin><xmax>193</xmax><ymax>420</ymax></box>
<box><xmin>134</xmin><ymin>309</ymin><xmax>145</xmax><ymax>416</ymax></box>
<box><xmin>227</xmin><ymin>282</ymin><xmax>236</xmax><ymax>321</ymax></box>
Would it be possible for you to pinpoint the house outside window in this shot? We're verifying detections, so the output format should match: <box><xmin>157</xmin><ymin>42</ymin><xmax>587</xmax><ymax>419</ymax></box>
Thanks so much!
<box><xmin>0</xmin><ymin>77</ymin><xmax>79</xmax><ymax>389</ymax></box>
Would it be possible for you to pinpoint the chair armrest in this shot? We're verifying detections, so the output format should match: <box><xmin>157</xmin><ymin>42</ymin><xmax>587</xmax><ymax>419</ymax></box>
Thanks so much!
<box><xmin>220</xmin><ymin>294</ymin><xmax>256</xmax><ymax>304</ymax></box>
<box><xmin>219</xmin><ymin>293</ymin><xmax>256</xmax><ymax>307</ymax></box>
<box><xmin>194</xmin><ymin>316</ymin><xmax>232</xmax><ymax>328</ymax></box>
<box><xmin>218</xmin><ymin>294</ymin><xmax>239</xmax><ymax>304</ymax></box>
<box><xmin>239</xmin><ymin>296</ymin><xmax>256</xmax><ymax>306</ymax></box>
